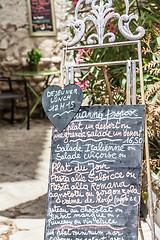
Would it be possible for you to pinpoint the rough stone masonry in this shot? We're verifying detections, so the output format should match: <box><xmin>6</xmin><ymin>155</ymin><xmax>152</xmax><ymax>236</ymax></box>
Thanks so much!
<box><xmin>0</xmin><ymin>0</ymin><xmax>73</xmax><ymax>120</ymax></box>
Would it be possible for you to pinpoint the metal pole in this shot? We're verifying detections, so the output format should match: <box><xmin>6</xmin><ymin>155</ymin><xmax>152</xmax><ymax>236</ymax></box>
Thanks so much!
<box><xmin>65</xmin><ymin>66</ymin><xmax>69</xmax><ymax>85</ymax></box>
<box><xmin>126</xmin><ymin>60</ymin><xmax>131</xmax><ymax>105</ymax></box>
<box><xmin>138</xmin><ymin>41</ymin><xmax>145</xmax><ymax>104</ymax></box>
<box><xmin>138</xmin><ymin>40</ymin><xmax>155</xmax><ymax>240</ymax></box>
<box><xmin>132</xmin><ymin>61</ymin><xmax>137</xmax><ymax>105</ymax></box>
<box><xmin>70</xmin><ymin>67</ymin><xmax>74</xmax><ymax>84</ymax></box>
<box><xmin>66</xmin><ymin>40</ymin><xmax>139</xmax><ymax>51</ymax></box>
<box><xmin>61</xmin><ymin>48</ymin><xmax>65</xmax><ymax>90</ymax></box>
<box><xmin>66</xmin><ymin>59</ymin><xmax>139</xmax><ymax>69</ymax></box>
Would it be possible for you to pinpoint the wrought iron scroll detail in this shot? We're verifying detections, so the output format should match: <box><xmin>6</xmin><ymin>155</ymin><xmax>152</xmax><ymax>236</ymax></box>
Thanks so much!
<box><xmin>118</xmin><ymin>0</ymin><xmax>145</xmax><ymax>41</ymax></box>
<box><xmin>62</xmin><ymin>0</ymin><xmax>145</xmax><ymax>47</ymax></box>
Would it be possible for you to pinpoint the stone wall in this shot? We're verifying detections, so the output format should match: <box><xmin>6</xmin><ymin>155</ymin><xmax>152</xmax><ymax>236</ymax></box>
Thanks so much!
<box><xmin>0</xmin><ymin>0</ymin><xmax>73</xmax><ymax>121</ymax></box>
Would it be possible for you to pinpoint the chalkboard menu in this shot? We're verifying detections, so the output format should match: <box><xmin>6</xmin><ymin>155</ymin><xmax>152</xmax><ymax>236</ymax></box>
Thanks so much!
<box><xmin>27</xmin><ymin>0</ymin><xmax>56</xmax><ymax>36</ymax></box>
<box><xmin>42</xmin><ymin>84</ymin><xmax>83</xmax><ymax>132</ymax></box>
<box><xmin>44</xmin><ymin>105</ymin><xmax>145</xmax><ymax>240</ymax></box>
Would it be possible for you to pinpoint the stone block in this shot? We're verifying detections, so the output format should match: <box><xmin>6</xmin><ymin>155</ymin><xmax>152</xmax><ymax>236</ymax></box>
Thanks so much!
<box><xmin>9</xmin><ymin>35</ymin><xmax>18</xmax><ymax>46</ymax></box>
<box><xmin>0</xmin><ymin>50</ymin><xmax>5</xmax><ymax>59</ymax></box>
<box><xmin>19</xmin><ymin>38</ymin><xmax>34</xmax><ymax>54</ymax></box>
<box><xmin>6</xmin><ymin>55</ymin><xmax>14</xmax><ymax>62</ymax></box>
<box><xmin>51</xmin><ymin>56</ymin><xmax>61</xmax><ymax>64</ymax></box>
<box><xmin>0</xmin><ymin>38</ymin><xmax>9</xmax><ymax>50</ymax></box>
<box><xmin>13</xmin><ymin>47</ymin><xmax>20</xmax><ymax>60</ymax></box>
<box><xmin>2</xmin><ymin>60</ymin><xmax>20</xmax><ymax>67</ymax></box>
<box><xmin>0</xmin><ymin>27</ymin><xmax>5</xmax><ymax>34</ymax></box>
<box><xmin>3</xmin><ymin>112</ymin><xmax>24</xmax><ymax>120</ymax></box>
<box><xmin>32</xmin><ymin>76</ymin><xmax>44</xmax><ymax>82</ymax></box>
<box><xmin>0</xmin><ymin>1</ymin><xmax>27</xmax><ymax>29</ymax></box>
<box><xmin>40</xmin><ymin>57</ymin><xmax>51</xmax><ymax>63</ymax></box>
<box><xmin>7</xmin><ymin>25</ymin><xmax>16</xmax><ymax>32</ymax></box>
<box><xmin>39</xmin><ymin>39</ymin><xmax>55</xmax><ymax>58</ymax></box>
<box><xmin>16</xmin><ymin>101</ymin><xmax>29</xmax><ymax>109</ymax></box>
<box><xmin>39</xmin><ymin>59</ymin><xmax>52</xmax><ymax>69</ymax></box>
<box><xmin>51</xmin><ymin>77</ymin><xmax>60</xmax><ymax>84</ymax></box>
<box><xmin>21</xmin><ymin>57</ymin><xmax>28</xmax><ymax>67</ymax></box>
<box><xmin>15</xmin><ymin>28</ymin><xmax>29</xmax><ymax>39</ymax></box>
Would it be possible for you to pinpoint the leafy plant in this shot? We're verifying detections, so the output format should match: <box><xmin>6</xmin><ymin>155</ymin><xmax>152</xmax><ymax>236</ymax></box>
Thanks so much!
<box><xmin>142</xmin><ymin>29</ymin><xmax>160</xmax><ymax>76</ymax></box>
<box><xmin>67</xmin><ymin>0</ymin><xmax>160</xmax><ymax>105</ymax></box>
<box><xmin>26</xmin><ymin>48</ymin><xmax>42</xmax><ymax>70</ymax></box>
<box><xmin>68</xmin><ymin>0</ymin><xmax>160</xmax><ymax>206</ymax></box>
<box><xmin>142</xmin><ymin>29</ymin><xmax>160</xmax><ymax>160</ymax></box>
<box><xmin>156</xmin><ymin>167</ymin><xmax>160</xmax><ymax>179</ymax></box>
<box><xmin>141</xmin><ymin>30</ymin><xmax>160</xmax><ymax>207</ymax></box>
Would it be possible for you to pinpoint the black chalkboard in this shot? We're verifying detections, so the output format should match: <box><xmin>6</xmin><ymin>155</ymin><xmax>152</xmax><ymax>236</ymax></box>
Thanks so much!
<box><xmin>27</xmin><ymin>0</ymin><xmax>56</xmax><ymax>36</ymax></box>
<box><xmin>44</xmin><ymin>105</ymin><xmax>145</xmax><ymax>240</ymax></box>
<box><xmin>42</xmin><ymin>84</ymin><xmax>83</xmax><ymax>132</ymax></box>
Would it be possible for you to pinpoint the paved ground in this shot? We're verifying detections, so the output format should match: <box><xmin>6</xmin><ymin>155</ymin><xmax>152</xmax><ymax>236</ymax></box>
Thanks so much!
<box><xmin>0</xmin><ymin>119</ymin><xmax>52</xmax><ymax>240</ymax></box>
<box><xmin>0</xmin><ymin>119</ymin><xmax>152</xmax><ymax>240</ymax></box>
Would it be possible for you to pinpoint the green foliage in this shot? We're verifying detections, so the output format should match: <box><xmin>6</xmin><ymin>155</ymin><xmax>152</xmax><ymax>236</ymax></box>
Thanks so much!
<box><xmin>68</xmin><ymin>0</ymin><xmax>160</xmax><ymax>105</ymax></box>
<box><xmin>69</xmin><ymin>0</ymin><xmax>160</xmax><ymax>204</ymax></box>
<box><xmin>156</xmin><ymin>167</ymin><xmax>160</xmax><ymax>178</ymax></box>
<box><xmin>142</xmin><ymin>29</ymin><xmax>160</xmax><ymax>77</ymax></box>
<box><xmin>26</xmin><ymin>48</ymin><xmax>42</xmax><ymax>66</ymax></box>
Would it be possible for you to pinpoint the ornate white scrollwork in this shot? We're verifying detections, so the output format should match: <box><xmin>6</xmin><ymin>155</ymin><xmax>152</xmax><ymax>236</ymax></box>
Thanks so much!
<box><xmin>62</xmin><ymin>0</ymin><xmax>145</xmax><ymax>47</ymax></box>
<box><xmin>118</xmin><ymin>0</ymin><xmax>145</xmax><ymax>41</ymax></box>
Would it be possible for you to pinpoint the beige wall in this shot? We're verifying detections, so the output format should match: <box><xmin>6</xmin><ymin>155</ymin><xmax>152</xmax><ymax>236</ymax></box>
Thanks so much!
<box><xmin>0</xmin><ymin>0</ymin><xmax>73</xmax><ymax>121</ymax></box>
<box><xmin>0</xmin><ymin>0</ymin><xmax>72</xmax><ymax>74</ymax></box>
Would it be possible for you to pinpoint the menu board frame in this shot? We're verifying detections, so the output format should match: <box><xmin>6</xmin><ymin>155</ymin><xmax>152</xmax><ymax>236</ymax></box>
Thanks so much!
<box><xmin>27</xmin><ymin>0</ymin><xmax>56</xmax><ymax>37</ymax></box>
